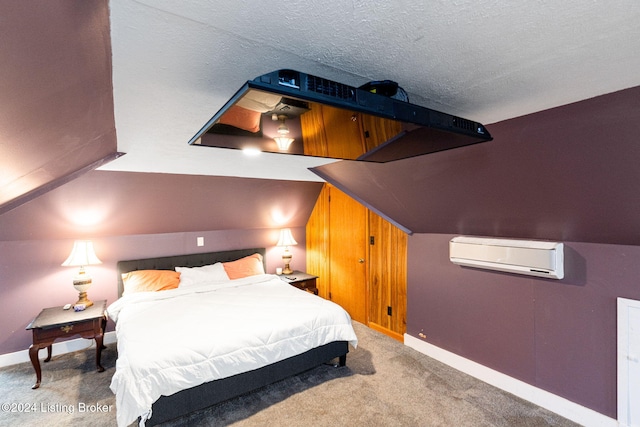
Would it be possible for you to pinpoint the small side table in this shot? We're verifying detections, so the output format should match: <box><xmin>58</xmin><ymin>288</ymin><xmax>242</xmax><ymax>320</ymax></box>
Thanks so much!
<box><xmin>278</xmin><ymin>271</ymin><xmax>319</xmax><ymax>295</ymax></box>
<box><xmin>25</xmin><ymin>300</ymin><xmax>107</xmax><ymax>389</ymax></box>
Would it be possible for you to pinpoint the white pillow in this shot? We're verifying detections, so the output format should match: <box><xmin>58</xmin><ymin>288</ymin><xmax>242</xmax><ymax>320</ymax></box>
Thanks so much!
<box><xmin>175</xmin><ymin>262</ymin><xmax>230</xmax><ymax>287</ymax></box>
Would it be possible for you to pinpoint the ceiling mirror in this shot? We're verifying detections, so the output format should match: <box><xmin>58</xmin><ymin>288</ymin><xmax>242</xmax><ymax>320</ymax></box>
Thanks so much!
<box><xmin>188</xmin><ymin>69</ymin><xmax>492</xmax><ymax>162</ymax></box>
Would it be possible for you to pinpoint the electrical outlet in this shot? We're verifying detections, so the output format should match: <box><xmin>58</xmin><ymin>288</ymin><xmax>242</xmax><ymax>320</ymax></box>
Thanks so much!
<box><xmin>197</xmin><ymin>237</ymin><xmax>204</xmax><ymax>247</ymax></box>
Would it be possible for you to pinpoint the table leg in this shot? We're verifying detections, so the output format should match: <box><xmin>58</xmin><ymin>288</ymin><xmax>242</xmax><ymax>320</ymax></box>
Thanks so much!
<box><xmin>100</xmin><ymin>317</ymin><xmax>107</xmax><ymax>349</ymax></box>
<box><xmin>95</xmin><ymin>334</ymin><xmax>105</xmax><ymax>372</ymax></box>
<box><xmin>44</xmin><ymin>345</ymin><xmax>52</xmax><ymax>362</ymax></box>
<box><xmin>28</xmin><ymin>344</ymin><xmax>41</xmax><ymax>389</ymax></box>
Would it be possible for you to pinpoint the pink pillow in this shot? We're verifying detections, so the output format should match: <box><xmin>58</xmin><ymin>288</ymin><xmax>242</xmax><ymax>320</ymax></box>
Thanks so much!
<box><xmin>223</xmin><ymin>253</ymin><xmax>265</xmax><ymax>279</ymax></box>
<box><xmin>121</xmin><ymin>270</ymin><xmax>180</xmax><ymax>295</ymax></box>
<box><xmin>218</xmin><ymin>105</ymin><xmax>262</xmax><ymax>133</ymax></box>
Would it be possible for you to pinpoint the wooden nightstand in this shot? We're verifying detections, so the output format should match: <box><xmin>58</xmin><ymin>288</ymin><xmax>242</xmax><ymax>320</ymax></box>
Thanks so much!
<box><xmin>25</xmin><ymin>300</ymin><xmax>107</xmax><ymax>389</ymax></box>
<box><xmin>278</xmin><ymin>271</ymin><xmax>319</xmax><ymax>295</ymax></box>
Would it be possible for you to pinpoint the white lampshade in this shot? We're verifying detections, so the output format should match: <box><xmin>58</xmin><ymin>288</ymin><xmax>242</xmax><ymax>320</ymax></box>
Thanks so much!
<box><xmin>62</xmin><ymin>240</ymin><xmax>102</xmax><ymax>267</ymax></box>
<box><xmin>274</xmin><ymin>136</ymin><xmax>294</xmax><ymax>151</ymax></box>
<box><xmin>276</xmin><ymin>229</ymin><xmax>298</xmax><ymax>247</ymax></box>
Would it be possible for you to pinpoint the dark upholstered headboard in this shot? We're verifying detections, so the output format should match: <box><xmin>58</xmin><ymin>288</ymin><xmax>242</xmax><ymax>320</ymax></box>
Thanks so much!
<box><xmin>116</xmin><ymin>248</ymin><xmax>266</xmax><ymax>298</ymax></box>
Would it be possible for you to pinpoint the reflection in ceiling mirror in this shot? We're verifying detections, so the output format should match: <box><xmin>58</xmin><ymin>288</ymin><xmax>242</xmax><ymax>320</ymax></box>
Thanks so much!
<box><xmin>188</xmin><ymin>70</ymin><xmax>492</xmax><ymax>162</ymax></box>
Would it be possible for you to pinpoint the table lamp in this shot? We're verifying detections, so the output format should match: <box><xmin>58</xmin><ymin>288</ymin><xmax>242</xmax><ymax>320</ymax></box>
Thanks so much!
<box><xmin>276</xmin><ymin>228</ymin><xmax>297</xmax><ymax>275</ymax></box>
<box><xmin>61</xmin><ymin>240</ymin><xmax>102</xmax><ymax>308</ymax></box>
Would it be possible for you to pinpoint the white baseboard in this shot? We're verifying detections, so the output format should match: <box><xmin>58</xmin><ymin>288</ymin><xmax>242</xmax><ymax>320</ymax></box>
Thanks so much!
<box><xmin>404</xmin><ymin>334</ymin><xmax>618</xmax><ymax>427</ymax></box>
<box><xmin>0</xmin><ymin>331</ymin><xmax>117</xmax><ymax>368</ymax></box>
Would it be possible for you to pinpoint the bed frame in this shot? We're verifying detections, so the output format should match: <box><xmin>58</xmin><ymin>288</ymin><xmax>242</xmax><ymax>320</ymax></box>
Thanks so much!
<box><xmin>116</xmin><ymin>247</ymin><xmax>349</xmax><ymax>425</ymax></box>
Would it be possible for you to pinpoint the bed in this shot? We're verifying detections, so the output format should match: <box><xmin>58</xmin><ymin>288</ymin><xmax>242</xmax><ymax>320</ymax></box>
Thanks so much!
<box><xmin>108</xmin><ymin>248</ymin><xmax>357</xmax><ymax>426</ymax></box>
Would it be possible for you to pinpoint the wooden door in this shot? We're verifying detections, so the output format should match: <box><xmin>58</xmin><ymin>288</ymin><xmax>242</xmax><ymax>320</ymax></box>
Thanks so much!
<box><xmin>302</xmin><ymin>108</ymin><xmax>406</xmax><ymax>332</ymax></box>
<box><xmin>359</xmin><ymin>114</ymin><xmax>403</xmax><ymax>152</ymax></box>
<box><xmin>306</xmin><ymin>184</ymin><xmax>330</xmax><ymax>299</ymax></box>
<box><xmin>300</xmin><ymin>104</ymin><xmax>365</xmax><ymax>159</ymax></box>
<box><xmin>327</xmin><ymin>186</ymin><xmax>368</xmax><ymax>323</ymax></box>
<box><xmin>368</xmin><ymin>211</ymin><xmax>407</xmax><ymax>341</ymax></box>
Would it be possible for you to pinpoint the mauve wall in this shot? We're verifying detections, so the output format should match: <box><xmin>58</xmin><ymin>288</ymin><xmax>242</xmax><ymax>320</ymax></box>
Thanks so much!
<box><xmin>312</xmin><ymin>86</ymin><xmax>640</xmax><ymax>418</ymax></box>
<box><xmin>0</xmin><ymin>171</ymin><xmax>321</xmax><ymax>241</ymax></box>
<box><xmin>0</xmin><ymin>0</ymin><xmax>117</xmax><ymax>213</ymax></box>
<box><xmin>0</xmin><ymin>171</ymin><xmax>320</xmax><ymax>354</ymax></box>
<box><xmin>408</xmin><ymin>234</ymin><xmax>640</xmax><ymax>418</ymax></box>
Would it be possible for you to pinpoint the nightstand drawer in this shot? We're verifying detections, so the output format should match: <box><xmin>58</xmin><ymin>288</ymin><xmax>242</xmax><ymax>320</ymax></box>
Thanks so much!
<box><xmin>34</xmin><ymin>319</ymin><xmax>98</xmax><ymax>340</ymax></box>
<box><xmin>279</xmin><ymin>271</ymin><xmax>319</xmax><ymax>295</ymax></box>
<box><xmin>294</xmin><ymin>279</ymin><xmax>317</xmax><ymax>292</ymax></box>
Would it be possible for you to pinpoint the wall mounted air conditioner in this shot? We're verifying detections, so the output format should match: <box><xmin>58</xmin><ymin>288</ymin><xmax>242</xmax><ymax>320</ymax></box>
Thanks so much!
<box><xmin>449</xmin><ymin>236</ymin><xmax>564</xmax><ymax>279</ymax></box>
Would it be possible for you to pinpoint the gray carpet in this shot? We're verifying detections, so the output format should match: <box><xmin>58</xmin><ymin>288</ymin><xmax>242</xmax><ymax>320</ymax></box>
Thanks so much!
<box><xmin>0</xmin><ymin>322</ymin><xmax>580</xmax><ymax>426</ymax></box>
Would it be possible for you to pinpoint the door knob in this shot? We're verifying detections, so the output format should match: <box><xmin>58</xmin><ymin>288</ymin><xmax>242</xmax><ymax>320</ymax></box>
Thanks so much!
<box><xmin>358</xmin><ymin>258</ymin><xmax>365</xmax><ymax>263</ymax></box>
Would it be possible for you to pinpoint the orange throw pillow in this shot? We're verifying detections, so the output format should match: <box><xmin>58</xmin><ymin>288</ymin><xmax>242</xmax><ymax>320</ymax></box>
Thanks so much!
<box><xmin>217</xmin><ymin>105</ymin><xmax>262</xmax><ymax>133</ymax></box>
<box><xmin>121</xmin><ymin>270</ymin><xmax>180</xmax><ymax>295</ymax></box>
<box><xmin>223</xmin><ymin>253</ymin><xmax>265</xmax><ymax>279</ymax></box>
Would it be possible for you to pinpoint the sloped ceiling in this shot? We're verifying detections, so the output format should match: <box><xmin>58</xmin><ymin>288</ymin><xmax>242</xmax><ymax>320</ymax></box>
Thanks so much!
<box><xmin>101</xmin><ymin>0</ymin><xmax>640</xmax><ymax>181</ymax></box>
<box><xmin>0</xmin><ymin>1</ymin><xmax>118</xmax><ymax>214</ymax></box>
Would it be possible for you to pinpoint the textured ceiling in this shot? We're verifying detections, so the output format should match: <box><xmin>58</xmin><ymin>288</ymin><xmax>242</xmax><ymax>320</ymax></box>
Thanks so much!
<box><xmin>102</xmin><ymin>0</ymin><xmax>640</xmax><ymax>181</ymax></box>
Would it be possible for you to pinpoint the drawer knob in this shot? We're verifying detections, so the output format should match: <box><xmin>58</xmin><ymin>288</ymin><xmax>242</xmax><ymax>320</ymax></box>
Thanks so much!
<box><xmin>60</xmin><ymin>325</ymin><xmax>73</xmax><ymax>333</ymax></box>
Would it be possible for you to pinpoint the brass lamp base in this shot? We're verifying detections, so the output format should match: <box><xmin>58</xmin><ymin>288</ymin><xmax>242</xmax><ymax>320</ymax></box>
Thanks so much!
<box><xmin>72</xmin><ymin>269</ymin><xmax>93</xmax><ymax>308</ymax></box>
<box><xmin>282</xmin><ymin>264</ymin><xmax>293</xmax><ymax>275</ymax></box>
<box><xmin>74</xmin><ymin>291</ymin><xmax>93</xmax><ymax>308</ymax></box>
<box><xmin>282</xmin><ymin>250</ymin><xmax>293</xmax><ymax>275</ymax></box>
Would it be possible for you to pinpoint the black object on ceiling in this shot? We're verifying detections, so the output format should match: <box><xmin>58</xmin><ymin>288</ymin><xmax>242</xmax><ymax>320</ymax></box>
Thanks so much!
<box><xmin>188</xmin><ymin>69</ymin><xmax>492</xmax><ymax>162</ymax></box>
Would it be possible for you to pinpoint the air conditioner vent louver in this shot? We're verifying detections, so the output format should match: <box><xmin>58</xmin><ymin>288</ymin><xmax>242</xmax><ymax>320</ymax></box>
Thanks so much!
<box><xmin>306</xmin><ymin>75</ymin><xmax>356</xmax><ymax>101</ymax></box>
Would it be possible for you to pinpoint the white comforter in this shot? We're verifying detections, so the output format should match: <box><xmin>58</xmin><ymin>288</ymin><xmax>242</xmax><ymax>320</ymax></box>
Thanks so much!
<box><xmin>107</xmin><ymin>274</ymin><xmax>358</xmax><ymax>427</ymax></box>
